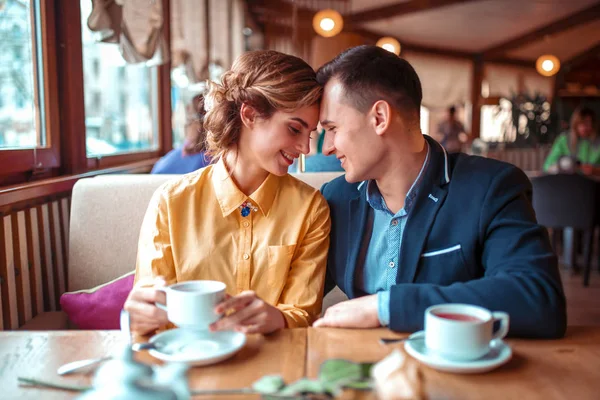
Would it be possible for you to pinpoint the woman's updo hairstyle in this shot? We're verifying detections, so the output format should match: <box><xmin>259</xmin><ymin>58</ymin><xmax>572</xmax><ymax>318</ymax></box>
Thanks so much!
<box><xmin>203</xmin><ymin>50</ymin><xmax>322</xmax><ymax>159</ymax></box>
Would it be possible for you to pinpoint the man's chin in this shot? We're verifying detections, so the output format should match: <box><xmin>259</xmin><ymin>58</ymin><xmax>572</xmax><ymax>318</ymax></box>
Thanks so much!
<box><xmin>343</xmin><ymin>172</ymin><xmax>361</xmax><ymax>184</ymax></box>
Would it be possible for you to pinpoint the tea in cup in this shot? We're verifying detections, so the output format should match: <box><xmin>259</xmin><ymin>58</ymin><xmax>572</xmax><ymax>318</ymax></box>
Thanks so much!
<box><xmin>155</xmin><ymin>280</ymin><xmax>226</xmax><ymax>331</ymax></box>
<box><xmin>424</xmin><ymin>304</ymin><xmax>509</xmax><ymax>361</ymax></box>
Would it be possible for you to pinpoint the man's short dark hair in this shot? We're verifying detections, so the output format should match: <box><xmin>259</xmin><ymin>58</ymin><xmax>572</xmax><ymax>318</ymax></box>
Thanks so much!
<box><xmin>316</xmin><ymin>45</ymin><xmax>422</xmax><ymax>118</ymax></box>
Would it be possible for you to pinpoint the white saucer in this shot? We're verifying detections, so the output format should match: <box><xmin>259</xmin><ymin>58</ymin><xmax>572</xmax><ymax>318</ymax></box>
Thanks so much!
<box><xmin>148</xmin><ymin>328</ymin><xmax>246</xmax><ymax>366</ymax></box>
<box><xmin>404</xmin><ymin>331</ymin><xmax>512</xmax><ymax>374</ymax></box>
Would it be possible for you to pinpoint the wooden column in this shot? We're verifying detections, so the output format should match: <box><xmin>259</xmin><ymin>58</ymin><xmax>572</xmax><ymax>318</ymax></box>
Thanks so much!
<box><xmin>158</xmin><ymin>0</ymin><xmax>173</xmax><ymax>155</ymax></box>
<box><xmin>470</xmin><ymin>55</ymin><xmax>484</xmax><ymax>138</ymax></box>
<box><xmin>54</xmin><ymin>0</ymin><xmax>87</xmax><ymax>174</ymax></box>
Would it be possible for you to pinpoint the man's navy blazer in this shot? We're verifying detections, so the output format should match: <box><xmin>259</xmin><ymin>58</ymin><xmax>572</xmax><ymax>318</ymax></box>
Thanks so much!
<box><xmin>321</xmin><ymin>136</ymin><xmax>566</xmax><ymax>338</ymax></box>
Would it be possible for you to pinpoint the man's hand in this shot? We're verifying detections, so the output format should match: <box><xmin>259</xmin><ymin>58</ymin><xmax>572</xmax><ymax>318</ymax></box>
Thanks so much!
<box><xmin>210</xmin><ymin>291</ymin><xmax>286</xmax><ymax>334</ymax></box>
<box><xmin>313</xmin><ymin>294</ymin><xmax>381</xmax><ymax>329</ymax></box>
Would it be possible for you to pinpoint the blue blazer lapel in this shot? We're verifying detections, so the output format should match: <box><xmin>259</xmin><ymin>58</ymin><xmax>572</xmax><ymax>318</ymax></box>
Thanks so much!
<box><xmin>345</xmin><ymin>184</ymin><xmax>369</xmax><ymax>298</ymax></box>
<box><xmin>398</xmin><ymin>137</ymin><xmax>451</xmax><ymax>283</ymax></box>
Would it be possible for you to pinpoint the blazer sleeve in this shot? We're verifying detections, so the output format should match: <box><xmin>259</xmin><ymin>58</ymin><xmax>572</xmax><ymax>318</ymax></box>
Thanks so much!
<box><xmin>387</xmin><ymin>166</ymin><xmax>567</xmax><ymax>338</ymax></box>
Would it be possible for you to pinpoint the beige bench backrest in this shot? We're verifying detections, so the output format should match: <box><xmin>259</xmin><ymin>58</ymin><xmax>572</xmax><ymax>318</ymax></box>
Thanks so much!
<box><xmin>68</xmin><ymin>172</ymin><xmax>343</xmax><ymax>291</ymax></box>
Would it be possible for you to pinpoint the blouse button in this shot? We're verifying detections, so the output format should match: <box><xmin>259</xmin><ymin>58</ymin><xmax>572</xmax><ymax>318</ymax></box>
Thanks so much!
<box><xmin>243</xmin><ymin>253</ymin><xmax>250</xmax><ymax>260</ymax></box>
<box><xmin>243</xmin><ymin>221</ymin><xmax>250</xmax><ymax>228</ymax></box>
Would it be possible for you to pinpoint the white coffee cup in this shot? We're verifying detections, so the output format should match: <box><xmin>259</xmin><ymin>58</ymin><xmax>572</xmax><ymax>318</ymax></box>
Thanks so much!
<box><xmin>424</xmin><ymin>304</ymin><xmax>509</xmax><ymax>361</ymax></box>
<box><xmin>156</xmin><ymin>280</ymin><xmax>226</xmax><ymax>331</ymax></box>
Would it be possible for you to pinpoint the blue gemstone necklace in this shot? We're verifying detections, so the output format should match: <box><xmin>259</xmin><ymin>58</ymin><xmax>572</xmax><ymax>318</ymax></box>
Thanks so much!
<box><xmin>239</xmin><ymin>200</ymin><xmax>258</xmax><ymax>217</ymax></box>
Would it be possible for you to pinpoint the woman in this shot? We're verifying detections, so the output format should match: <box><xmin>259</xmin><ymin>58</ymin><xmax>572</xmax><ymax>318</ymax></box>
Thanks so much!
<box><xmin>125</xmin><ymin>50</ymin><xmax>330</xmax><ymax>335</ymax></box>
<box><xmin>151</xmin><ymin>94</ymin><xmax>212</xmax><ymax>174</ymax></box>
<box><xmin>544</xmin><ymin>106</ymin><xmax>600</xmax><ymax>174</ymax></box>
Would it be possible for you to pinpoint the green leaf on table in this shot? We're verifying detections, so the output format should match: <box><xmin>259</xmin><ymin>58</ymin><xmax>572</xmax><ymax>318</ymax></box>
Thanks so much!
<box><xmin>276</xmin><ymin>378</ymin><xmax>326</xmax><ymax>396</ymax></box>
<box><xmin>318</xmin><ymin>359</ymin><xmax>363</xmax><ymax>386</ymax></box>
<box><xmin>252</xmin><ymin>375</ymin><xmax>286</xmax><ymax>394</ymax></box>
<box><xmin>343</xmin><ymin>380</ymin><xmax>372</xmax><ymax>390</ymax></box>
<box><xmin>360</xmin><ymin>362</ymin><xmax>374</xmax><ymax>378</ymax></box>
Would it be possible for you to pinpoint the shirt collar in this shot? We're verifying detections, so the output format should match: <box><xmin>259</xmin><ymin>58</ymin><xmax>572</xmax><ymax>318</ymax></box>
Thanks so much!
<box><xmin>211</xmin><ymin>158</ymin><xmax>280</xmax><ymax>217</ymax></box>
<box><xmin>365</xmin><ymin>141</ymin><xmax>431</xmax><ymax>215</ymax></box>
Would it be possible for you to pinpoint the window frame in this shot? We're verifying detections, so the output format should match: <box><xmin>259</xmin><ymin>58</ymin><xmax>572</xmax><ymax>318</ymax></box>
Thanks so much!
<box><xmin>0</xmin><ymin>0</ymin><xmax>61</xmax><ymax>176</ymax></box>
<box><xmin>0</xmin><ymin>0</ymin><xmax>173</xmax><ymax>183</ymax></box>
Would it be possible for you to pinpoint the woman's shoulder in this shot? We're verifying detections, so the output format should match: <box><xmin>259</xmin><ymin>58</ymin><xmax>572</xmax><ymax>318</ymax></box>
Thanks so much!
<box><xmin>157</xmin><ymin>165</ymin><xmax>214</xmax><ymax>199</ymax></box>
<box><xmin>279</xmin><ymin>174</ymin><xmax>328</xmax><ymax>204</ymax></box>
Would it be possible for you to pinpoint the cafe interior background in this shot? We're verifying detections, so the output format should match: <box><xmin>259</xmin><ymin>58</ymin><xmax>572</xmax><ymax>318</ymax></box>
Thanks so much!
<box><xmin>0</xmin><ymin>0</ymin><xmax>599</xmax><ymax>333</ymax></box>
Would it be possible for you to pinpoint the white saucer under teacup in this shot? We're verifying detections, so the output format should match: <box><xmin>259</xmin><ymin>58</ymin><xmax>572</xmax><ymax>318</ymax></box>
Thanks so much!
<box><xmin>405</xmin><ymin>303</ymin><xmax>512</xmax><ymax>373</ymax></box>
<box><xmin>404</xmin><ymin>331</ymin><xmax>512</xmax><ymax>374</ymax></box>
<box><xmin>148</xmin><ymin>328</ymin><xmax>246</xmax><ymax>366</ymax></box>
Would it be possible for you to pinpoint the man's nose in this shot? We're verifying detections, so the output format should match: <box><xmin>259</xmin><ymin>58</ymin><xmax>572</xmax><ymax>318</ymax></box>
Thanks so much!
<box><xmin>322</xmin><ymin>131</ymin><xmax>335</xmax><ymax>156</ymax></box>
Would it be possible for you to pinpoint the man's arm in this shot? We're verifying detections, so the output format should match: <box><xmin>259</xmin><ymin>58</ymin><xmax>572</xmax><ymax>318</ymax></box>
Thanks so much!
<box><xmin>388</xmin><ymin>166</ymin><xmax>566</xmax><ymax>338</ymax></box>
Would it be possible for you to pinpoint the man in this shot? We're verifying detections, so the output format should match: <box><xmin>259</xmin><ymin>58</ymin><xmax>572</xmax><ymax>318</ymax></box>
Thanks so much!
<box><xmin>436</xmin><ymin>106</ymin><xmax>467</xmax><ymax>153</ymax></box>
<box><xmin>313</xmin><ymin>46</ymin><xmax>566</xmax><ymax>338</ymax></box>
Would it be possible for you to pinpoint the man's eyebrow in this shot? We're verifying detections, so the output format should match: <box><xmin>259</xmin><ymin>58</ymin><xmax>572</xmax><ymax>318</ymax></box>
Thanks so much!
<box><xmin>290</xmin><ymin>117</ymin><xmax>309</xmax><ymax>129</ymax></box>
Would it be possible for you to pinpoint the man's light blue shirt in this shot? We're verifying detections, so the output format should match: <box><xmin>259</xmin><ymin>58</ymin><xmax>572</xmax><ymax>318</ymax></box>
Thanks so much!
<box><xmin>355</xmin><ymin>143</ymin><xmax>430</xmax><ymax>326</ymax></box>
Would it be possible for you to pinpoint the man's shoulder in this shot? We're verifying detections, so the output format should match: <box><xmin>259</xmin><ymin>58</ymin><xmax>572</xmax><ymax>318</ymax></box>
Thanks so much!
<box><xmin>321</xmin><ymin>174</ymin><xmax>361</xmax><ymax>200</ymax></box>
<box><xmin>450</xmin><ymin>153</ymin><xmax>530</xmax><ymax>190</ymax></box>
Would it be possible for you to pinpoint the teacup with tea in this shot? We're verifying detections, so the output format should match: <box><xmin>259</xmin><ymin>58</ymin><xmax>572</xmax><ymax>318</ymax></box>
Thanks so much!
<box><xmin>424</xmin><ymin>303</ymin><xmax>509</xmax><ymax>361</ymax></box>
<box><xmin>155</xmin><ymin>280</ymin><xmax>226</xmax><ymax>331</ymax></box>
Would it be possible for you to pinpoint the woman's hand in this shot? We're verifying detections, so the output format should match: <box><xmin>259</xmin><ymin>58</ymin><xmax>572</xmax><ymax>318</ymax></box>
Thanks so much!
<box><xmin>123</xmin><ymin>277</ymin><xmax>169</xmax><ymax>335</ymax></box>
<box><xmin>210</xmin><ymin>291</ymin><xmax>285</xmax><ymax>334</ymax></box>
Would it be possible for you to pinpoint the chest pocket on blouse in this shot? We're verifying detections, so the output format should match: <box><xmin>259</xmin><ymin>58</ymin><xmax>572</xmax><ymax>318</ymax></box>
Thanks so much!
<box><xmin>267</xmin><ymin>244</ymin><xmax>296</xmax><ymax>289</ymax></box>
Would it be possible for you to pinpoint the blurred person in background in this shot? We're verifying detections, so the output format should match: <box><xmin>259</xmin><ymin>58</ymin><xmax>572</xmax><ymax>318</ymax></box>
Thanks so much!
<box><xmin>151</xmin><ymin>94</ymin><xmax>212</xmax><ymax>174</ymax></box>
<box><xmin>544</xmin><ymin>106</ymin><xmax>600</xmax><ymax>176</ymax></box>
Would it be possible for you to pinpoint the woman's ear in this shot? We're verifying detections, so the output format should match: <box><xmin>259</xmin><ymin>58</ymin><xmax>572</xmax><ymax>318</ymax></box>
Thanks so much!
<box><xmin>240</xmin><ymin>103</ymin><xmax>256</xmax><ymax>129</ymax></box>
<box><xmin>371</xmin><ymin>100</ymin><xmax>392</xmax><ymax>137</ymax></box>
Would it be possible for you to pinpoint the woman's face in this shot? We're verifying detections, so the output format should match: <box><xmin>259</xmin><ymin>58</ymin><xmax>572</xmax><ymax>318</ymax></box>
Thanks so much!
<box><xmin>243</xmin><ymin>105</ymin><xmax>320</xmax><ymax>176</ymax></box>
<box><xmin>575</xmin><ymin>116</ymin><xmax>594</xmax><ymax>138</ymax></box>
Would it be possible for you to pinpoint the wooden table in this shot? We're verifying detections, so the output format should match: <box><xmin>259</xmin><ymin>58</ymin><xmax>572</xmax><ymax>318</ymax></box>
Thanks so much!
<box><xmin>307</xmin><ymin>327</ymin><xmax>600</xmax><ymax>400</ymax></box>
<box><xmin>0</xmin><ymin>329</ymin><xmax>306</xmax><ymax>400</ymax></box>
<box><xmin>2</xmin><ymin>327</ymin><xmax>600</xmax><ymax>399</ymax></box>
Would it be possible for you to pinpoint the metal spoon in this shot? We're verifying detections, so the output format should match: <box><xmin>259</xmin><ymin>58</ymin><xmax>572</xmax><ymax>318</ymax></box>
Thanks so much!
<box><xmin>58</xmin><ymin>310</ymin><xmax>140</xmax><ymax>376</ymax></box>
<box><xmin>57</xmin><ymin>356</ymin><xmax>113</xmax><ymax>376</ymax></box>
<box><xmin>379</xmin><ymin>337</ymin><xmax>418</xmax><ymax>345</ymax></box>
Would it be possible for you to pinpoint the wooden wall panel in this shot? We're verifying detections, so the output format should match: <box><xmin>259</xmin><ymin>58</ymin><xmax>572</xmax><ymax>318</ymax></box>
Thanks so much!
<box><xmin>28</xmin><ymin>208</ymin><xmax>44</xmax><ymax>316</ymax></box>
<box><xmin>16</xmin><ymin>211</ymin><xmax>32</xmax><ymax>322</ymax></box>
<box><xmin>40</xmin><ymin>204</ymin><xmax>57</xmax><ymax>311</ymax></box>
<box><xmin>0</xmin><ymin>216</ymin><xmax>8</xmax><ymax>331</ymax></box>
<box><xmin>3</xmin><ymin>216</ymin><xmax>18</xmax><ymax>329</ymax></box>
<box><xmin>51</xmin><ymin>201</ymin><xmax>66</xmax><ymax>297</ymax></box>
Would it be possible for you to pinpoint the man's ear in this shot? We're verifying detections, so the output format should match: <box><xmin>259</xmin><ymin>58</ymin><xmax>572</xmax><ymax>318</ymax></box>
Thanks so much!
<box><xmin>240</xmin><ymin>103</ymin><xmax>256</xmax><ymax>128</ymax></box>
<box><xmin>371</xmin><ymin>100</ymin><xmax>392</xmax><ymax>137</ymax></box>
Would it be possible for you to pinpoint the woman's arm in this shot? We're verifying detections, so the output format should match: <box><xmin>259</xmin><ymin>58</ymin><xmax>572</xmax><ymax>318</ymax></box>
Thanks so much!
<box><xmin>125</xmin><ymin>186</ymin><xmax>176</xmax><ymax>334</ymax></box>
<box><xmin>275</xmin><ymin>194</ymin><xmax>331</xmax><ymax>327</ymax></box>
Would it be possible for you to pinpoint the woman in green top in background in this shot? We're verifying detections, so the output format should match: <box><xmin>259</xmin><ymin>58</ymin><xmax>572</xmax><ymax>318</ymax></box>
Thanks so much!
<box><xmin>544</xmin><ymin>106</ymin><xmax>600</xmax><ymax>175</ymax></box>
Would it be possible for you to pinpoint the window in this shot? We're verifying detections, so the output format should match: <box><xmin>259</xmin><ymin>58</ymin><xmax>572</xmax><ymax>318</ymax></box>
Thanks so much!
<box><xmin>480</xmin><ymin>99</ymin><xmax>516</xmax><ymax>143</ymax></box>
<box><xmin>420</xmin><ymin>106</ymin><xmax>430</xmax><ymax>136</ymax></box>
<box><xmin>0</xmin><ymin>0</ymin><xmax>44</xmax><ymax>149</ymax></box>
<box><xmin>80</xmin><ymin>0</ymin><xmax>158</xmax><ymax>157</ymax></box>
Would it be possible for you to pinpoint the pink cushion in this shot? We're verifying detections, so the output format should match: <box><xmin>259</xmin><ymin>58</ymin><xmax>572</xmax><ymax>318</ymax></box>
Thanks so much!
<box><xmin>60</xmin><ymin>273</ymin><xmax>135</xmax><ymax>329</ymax></box>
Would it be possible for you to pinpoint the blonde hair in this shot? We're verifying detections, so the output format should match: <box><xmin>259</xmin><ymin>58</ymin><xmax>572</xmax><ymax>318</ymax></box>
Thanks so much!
<box><xmin>203</xmin><ymin>50</ymin><xmax>322</xmax><ymax>159</ymax></box>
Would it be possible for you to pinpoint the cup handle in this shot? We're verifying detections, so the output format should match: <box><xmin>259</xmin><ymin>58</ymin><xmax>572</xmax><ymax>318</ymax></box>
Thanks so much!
<box><xmin>491</xmin><ymin>311</ymin><xmax>510</xmax><ymax>341</ymax></box>
<box><xmin>154</xmin><ymin>287</ymin><xmax>167</xmax><ymax>311</ymax></box>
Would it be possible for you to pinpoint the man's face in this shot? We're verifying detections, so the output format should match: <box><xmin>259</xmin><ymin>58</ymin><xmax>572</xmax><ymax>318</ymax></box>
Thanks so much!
<box><xmin>319</xmin><ymin>79</ymin><xmax>384</xmax><ymax>183</ymax></box>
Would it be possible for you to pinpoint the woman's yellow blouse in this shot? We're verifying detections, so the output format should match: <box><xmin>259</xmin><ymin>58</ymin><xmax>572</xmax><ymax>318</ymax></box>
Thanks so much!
<box><xmin>135</xmin><ymin>159</ymin><xmax>331</xmax><ymax>327</ymax></box>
